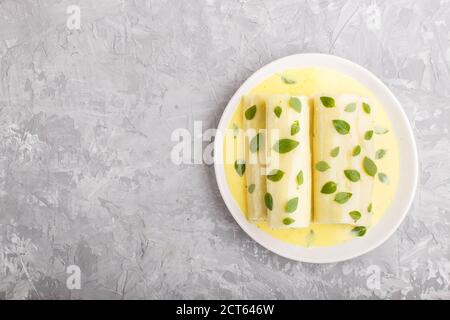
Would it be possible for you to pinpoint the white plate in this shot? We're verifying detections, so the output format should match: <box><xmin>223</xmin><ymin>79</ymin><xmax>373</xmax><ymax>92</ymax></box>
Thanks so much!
<box><xmin>213</xmin><ymin>53</ymin><xmax>418</xmax><ymax>263</ymax></box>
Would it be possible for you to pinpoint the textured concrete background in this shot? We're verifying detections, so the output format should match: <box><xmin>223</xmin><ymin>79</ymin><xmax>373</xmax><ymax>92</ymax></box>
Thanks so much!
<box><xmin>0</xmin><ymin>0</ymin><xmax>449</xmax><ymax>300</ymax></box>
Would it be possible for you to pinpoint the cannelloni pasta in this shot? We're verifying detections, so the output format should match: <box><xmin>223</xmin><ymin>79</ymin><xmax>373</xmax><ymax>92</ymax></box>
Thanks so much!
<box><xmin>312</xmin><ymin>94</ymin><xmax>374</xmax><ymax>226</ymax></box>
<box><xmin>243</xmin><ymin>95</ymin><xmax>267</xmax><ymax>221</ymax></box>
<box><xmin>242</xmin><ymin>93</ymin><xmax>376</xmax><ymax>229</ymax></box>
<box><xmin>265</xmin><ymin>95</ymin><xmax>312</xmax><ymax>228</ymax></box>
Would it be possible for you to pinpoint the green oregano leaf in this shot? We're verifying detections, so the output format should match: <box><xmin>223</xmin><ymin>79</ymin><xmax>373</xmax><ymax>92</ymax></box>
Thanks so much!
<box><xmin>285</xmin><ymin>197</ymin><xmax>299</xmax><ymax>213</ymax></box>
<box><xmin>378</xmin><ymin>172</ymin><xmax>389</xmax><ymax>184</ymax></box>
<box><xmin>351</xmin><ymin>226</ymin><xmax>367</xmax><ymax>237</ymax></box>
<box><xmin>367</xmin><ymin>203</ymin><xmax>373</xmax><ymax>213</ymax></box>
<box><xmin>315</xmin><ymin>161</ymin><xmax>330</xmax><ymax>172</ymax></box>
<box><xmin>267</xmin><ymin>169</ymin><xmax>285</xmax><ymax>182</ymax></box>
<box><xmin>274</xmin><ymin>106</ymin><xmax>282</xmax><ymax>118</ymax></box>
<box><xmin>234</xmin><ymin>160</ymin><xmax>245</xmax><ymax>177</ymax></box>
<box><xmin>344</xmin><ymin>169</ymin><xmax>361</xmax><ymax>182</ymax></box>
<box><xmin>283</xmin><ymin>217</ymin><xmax>295</xmax><ymax>225</ymax></box>
<box><xmin>375</xmin><ymin>149</ymin><xmax>387</xmax><ymax>159</ymax></box>
<box><xmin>320</xmin><ymin>96</ymin><xmax>335</xmax><ymax>108</ymax></box>
<box><xmin>352</xmin><ymin>145</ymin><xmax>361</xmax><ymax>156</ymax></box>
<box><xmin>273</xmin><ymin>139</ymin><xmax>299</xmax><ymax>153</ymax></box>
<box><xmin>296</xmin><ymin>170</ymin><xmax>304</xmax><ymax>188</ymax></box>
<box><xmin>264</xmin><ymin>193</ymin><xmax>273</xmax><ymax>210</ymax></box>
<box><xmin>321</xmin><ymin>181</ymin><xmax>337</xmax><ymax>194</ymax></box>
<box><xmin>344</xmin><ymin>102</ymin><xmax>356</xmax><ymax>112</ymax></box>
<box><xmin>291</xmin><ymin>120</ymin><xmax>300</xmax><ymax>136</ymax></box>
<box><xmin>289</xmin><ymin>97</ymin><xmax>302</xmax><ymax>113</ymax></box>
<box><xmin>249</xmin><ymin>132</ymin><xmax>263</xmax><ymax>153</ymax></box>
<box><xmin>335</xmin><ymin>192</ymin><xmax>352</xmax><ymax>204</ymax></box>
<box><xmin>330</xmin><ymin>147</ymin><xmax>340</xmax><ymax>157</ymax></box>
<box><xmin>245</xmin><ymin>105</ymin><xmax>257</xmax><ymax>120</ymax></box>
<box><xmin>363</xmin><ymin>157</ymin><xmax>377</xmax><ymax>177</ymax></box>
<box><xmin>364</xmin><ymin>130</ymin><xmax>374</xmax><ymax>140</ymax></box>
<box><xmin>281</xmin><ymin>76</ymin><xmax>296</xmax><ymax>84</ymax></box>
<box><xmin>362</xmin><ymin>102</ymin><xmax>371</xmax><ymax>114</ymax></box>
<box><xmin>349</xmin><ymin>211</ymin><xmax>362</xmax><ymax>222</ymax></box>
<box><xmin>332</xmin><ymin>119</ymin><xmax>350</xmax><ymax>135</ymax></box>
<box><xmin>248</xmin><ymin>184</ymin><xmax>255</xmax><ymax>194</ymax></box>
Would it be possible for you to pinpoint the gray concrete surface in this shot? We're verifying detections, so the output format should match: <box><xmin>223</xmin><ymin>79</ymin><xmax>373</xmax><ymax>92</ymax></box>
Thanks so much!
<box><xmin>0</xmin><ymin>0</ymin><xmax>449</xmax><ymax>299</ymax></box>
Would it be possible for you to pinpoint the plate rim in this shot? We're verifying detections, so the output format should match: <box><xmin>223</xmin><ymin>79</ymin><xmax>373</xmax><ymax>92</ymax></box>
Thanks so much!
<box><xmin>213</xmin><ymin>53</ymin><xmax>418</xmax><ymax>263</ymax></box>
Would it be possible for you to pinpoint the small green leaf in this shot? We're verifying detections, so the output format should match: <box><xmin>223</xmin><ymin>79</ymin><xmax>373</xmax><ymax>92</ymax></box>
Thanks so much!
<box><xmin>291</xmin><ymin>120</ymin><xmax>300</xmax><ymax>135</ymax></box>
<box><xmin>330</xmin><ymin>147</ymin><xmax>340</xmax><ymax>157</ymax></box>
<box><xmin>362</xmin><ymin>102</ymin><xmax>371</xmax><ymax>114</ymax></box>
<box><xmin>332</xmin><ymin>119</ymin><xmax>350</xmax><ymax>135</ymax></box>
<box><xmin>248</xmin><ymin>184</ymin><xmax>255</xmax><ymax>194</ymax></box>
<box><xmin>245</xmin><ymin>105</ymin><xmax>257</xmax><ymax>120</ymax></box>
<box><xmin>367</xmin><ymin>203</ymin><xmax>373</xmax><ymax>213</ymax></box>
<box><xmin>283</xmin><ymin>217</ymin><xmax>295</xmax><ymax>225</ymax></box>
<box><xmin>274</xmin><ymin>106</ymin><xmax>282</xmax><ymax>118</ymax></box>
<box><xmin>296</xmin><ymin>170</ymin><xmax>304</xmax><ymax>188</ymax></box>
<box><xmin>267</xmin><ymin>169</ymin><xmax>285</xmax><ymax>182</ymax></box>
<box><xmin>335</xmin><ymin>192</ymin><xmax>352</xmax><ymax>204</ymax></box>
<box><xmin>344</xmin><ymin>102</ymin><xmax>356</xmax><ymax>112</ymax></box>
<box><xmin>305</xmin><ymin>230</ymin><xmax>315</xmax><ymax>248</ymax></box>
<box><xmin>364</xmin><ymin>130</ymin><xmax>374</xmax><ymax>140</ymax></box>
<box><xmin>285</xmin><ymin>197</ymin><xmax>299</xmax><ymax>213</ymax></box>
<box><xmin>273</xmin><ymin>139</ymin><xmax>299</xmax><ymax>153</ymax></box>
<box><xmin>281</xmin><ymin>76</ymin><xmax>296</xmax><ymax>84</ymax></box>
<box><xmin>378</xmin><ymin>172</ymin><xmax>389</xmax><ymax>184</ymax></box>
<box><xmin>344</xmin><ymin>169</ymin><xmax>361</xmax><ymax>182</ymax></box>
<box><xmin>234</xmin><ymin>160</ymin><xmax>245</xmax><ymax>177</ymax></box>
<box><xmin>315</xmin><ymin>161</ymin><xmax>330</xmax><ymax>172</ymax></box>
<box><xmin>363</xmin><ymin>157</ymin><xmax>377</xmax><ymax>177</ymax></box>
<box><xmin>320</xmin><ymin>96</ymin><xmax>335</xmax><ymax>108</ymax></box>
<box><xmin>374</xmin><ymin>125</ymin><xmax>389</xmax><ymax>134</ymax></box>
<box><xmin>351</xmin><ymin>226</ymin><xmax>367</xmax><ymax>237</ymax></box>
<box><xmin>375</xmin><ymin>149</ymin><xmax>387</xmax><ymax>159</ymax></box>
<box><xmin>352</xmin><ymin>145</ymin><xmax>361</xmax><ymax>156</ymax></box>
<box><xmin>264</xmin><ymin>193</ymin><xmax>273</xmax><ymax>210</ymax></box>
<box><xmin>321</xmin><ymin>181</ymin><xmax>337</xmax><ymax>194</ymax></box>
<box><xmin>289</xmin><ymin>97</ymin><xmax>302</xmax><ymax>113</ymax></box>
<box><xmin>249</xmin><ymin>132</ymin><xmax>263</xmax><ymax>153</ymax></box>
<box><xmin>349</xmin><ymin>211</ymin><xmax>362</xmax><ymax>222</ymax></box>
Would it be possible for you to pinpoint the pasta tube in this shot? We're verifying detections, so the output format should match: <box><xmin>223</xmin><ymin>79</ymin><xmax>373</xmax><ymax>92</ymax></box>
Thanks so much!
<box><xmin>265</xmin><ymin>95</ymin><xmax>312</xmax><ymax>228</ymax></box>
<box><xmin>313</xmin><ymin>94</ymin><xmax>375</xmax><ymax>226</ymax></box>
<box><xmin>243</xmin><ymin>95</ymin><xmax>267</xmax><ymax>221</ymax></box>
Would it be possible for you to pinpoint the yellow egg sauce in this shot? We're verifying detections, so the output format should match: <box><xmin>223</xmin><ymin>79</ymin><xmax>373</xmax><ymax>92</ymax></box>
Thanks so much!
<box><xmin>223</xmin><ymin>67</ymin><xmax>399</xmax><ymax>247</ymax></box>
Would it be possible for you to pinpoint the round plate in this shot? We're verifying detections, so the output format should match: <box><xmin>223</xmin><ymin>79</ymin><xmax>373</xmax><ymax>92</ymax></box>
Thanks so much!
<box><xmin>213</xmin><ymin>53</ymin><xmax>418</xmax><ymax>263</ymax></box>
